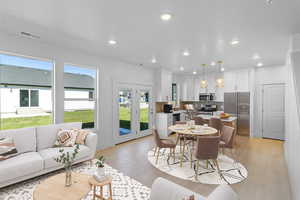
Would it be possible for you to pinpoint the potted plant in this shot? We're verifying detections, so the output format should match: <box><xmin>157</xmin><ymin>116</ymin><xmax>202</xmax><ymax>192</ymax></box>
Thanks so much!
<box><xmin>95</xmin><ymin>155</ymin><xmax>106</xmax><ymax>179</ymax></box>
<box><xmin>54</xmin><ymin>144</ymin><xmax>80</xmax><ymax>187</ymax></box>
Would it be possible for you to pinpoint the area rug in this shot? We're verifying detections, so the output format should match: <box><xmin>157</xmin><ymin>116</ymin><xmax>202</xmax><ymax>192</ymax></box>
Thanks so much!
<box><xmin>147</xmin><ymin>147</ymin><xmax>248</xmax><ymax>185</ymax></box>
<box><xmin>0</xmin><ymin>160</ymin><xmax>151</xmax><ymax>200</ymax></box>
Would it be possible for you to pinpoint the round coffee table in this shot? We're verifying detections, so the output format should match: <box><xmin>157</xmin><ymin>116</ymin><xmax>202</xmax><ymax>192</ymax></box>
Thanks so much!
<box><xmin>33</xmin><ymin>172</ymin><xmax>91</xmax><ymax>200</ymax></box>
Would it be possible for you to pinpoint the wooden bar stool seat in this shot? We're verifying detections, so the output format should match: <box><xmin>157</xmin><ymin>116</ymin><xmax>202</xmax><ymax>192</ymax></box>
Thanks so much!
<box><xmin>89</xmin><ymin>176</ymin><xmax>113</xmax><ymax>200</ymax></box>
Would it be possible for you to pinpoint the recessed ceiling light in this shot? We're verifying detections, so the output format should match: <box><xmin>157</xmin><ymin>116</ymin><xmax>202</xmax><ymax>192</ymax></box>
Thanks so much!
<box><xmin>180</xmin><ymin>66</ymin><xmax>184</xmax><ymax>71</ymax></box>
<box><xmin>108</xmin><ymin>40</ymin><xmax>117</xmax><ymax>45</ymax></box>
<box><xmin>151</xmin><ymin>57</ymin><xmax>157</xmax><ymax>63</ymax></box>
<box><xmin>193</xmin><ymin>71</ymin><xmax>197</xmax><ymax>75</ymax></box>
<box><xmin>220</xmin><ymin>67</ymin><xmax>225</xmax><ymax>72</ymax></box>
<box><xmin>211</xmin><ymin>61</ymin><xmax>216</xmax><ymax>66</ymax></box>
<box><xmin>182</xmin><ymin>50</ymin><xmax>190</xmax><ymax>56</ymax></box>
<box><xmin>257</xmin><ymin>62</ymin><xmax>263</xmax><ymax>67</ymax></box>
<box><xmin>252</xmin><ymin>54</ymin><xmax>260</xmax><ymax>60</ymax></box>
<box><xmin>266</xmin><ymin>0</ymin><xmax>273</xmax><ymax>4</ymax></box>
<box><xmin>160</xmin><ymin>13</ymin><xmax>172</xmax><ymax>21</ymax></box>
<box><xmin>20</xmin><ymin>31</ymin><xmax>40</xmax><ymax>39</ymax></box>
<box><xmin>230</xmin><ymin>39</ymin><xmax>240</xmax><ymax>46</ymax></box>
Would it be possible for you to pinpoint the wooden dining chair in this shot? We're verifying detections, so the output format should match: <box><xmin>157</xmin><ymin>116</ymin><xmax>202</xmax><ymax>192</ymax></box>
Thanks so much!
<box><xmin>193</xmin><ymin>135</ymin><xmax>228</xmax><ymax>183</ymax></box>
<box><xmin>153</xmin><ymin>129</ymin><xmax>176</xmax><ymax>165</ymax></box>
<box><xmin>194</xmin><ymin>116</ymin><xmax>205</xmax><ymax>125</ymax></box>
<box><xmin>219</xmin><ymin>125</ymin><xmax>236</xmax><ymax>158</ymax></box>
<box><xmin>209</xmin><ymin>117</ymin><xmax>223</xmax><ymax>134</ymax></box>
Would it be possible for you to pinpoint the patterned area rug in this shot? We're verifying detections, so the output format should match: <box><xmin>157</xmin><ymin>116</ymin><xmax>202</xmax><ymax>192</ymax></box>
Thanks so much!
<box><xmin>0</xmin><ymin>160</ymin><xmax>150</xmax><ymax>200</ymax></box>
<box><xmin>148</xmin><ymin>147</ymin><xmax>248</xmax><ymax>185</ymax></box>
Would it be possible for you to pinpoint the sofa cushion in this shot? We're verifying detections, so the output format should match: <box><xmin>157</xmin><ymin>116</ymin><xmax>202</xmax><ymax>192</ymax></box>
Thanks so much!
<box><xmin>54</xmin><ymin>129</ymin><xmax>78</xmax><ymax>147</ymax></box>
<box><xmin>0</xmin><ymin>152</ymin><xmax>43</xmax><ymax>184</ymax></box>
<box><xmin>36</xmin><ymin>122</ymin><xmax>82</xmax><ymax>151</ymax></box>
<box><xmin>0</xmin><ymin>127</ymin><xmax>36</xmax><ymax>154</ymax></box>
<box><xmin>150</xmin><ymin>177</ymin><xmax>205</xmax><ymax>200</ymax></box>
<box><xmin>207</xmin><ymin>185</ymin><xmax>239</xmax><ymax>200</ymax></box>
<box><xmin>39</xmin><ymin>144</ymin><xmax>91</xmax><ymax>169</ymax></box>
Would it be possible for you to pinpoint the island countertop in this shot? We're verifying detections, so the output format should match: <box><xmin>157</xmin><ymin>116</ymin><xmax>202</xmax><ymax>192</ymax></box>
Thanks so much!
<box><xmin>197</xmin><ymin>114</ymin><xmax>237</xmax><ymax>122</ymax></box>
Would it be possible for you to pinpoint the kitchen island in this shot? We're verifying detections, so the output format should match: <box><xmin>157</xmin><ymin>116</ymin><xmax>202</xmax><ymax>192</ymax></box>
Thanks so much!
<box><xmin>197</xmin><ymin>114</ymin><xmax>237</xmax><ymax>135</ymax></box>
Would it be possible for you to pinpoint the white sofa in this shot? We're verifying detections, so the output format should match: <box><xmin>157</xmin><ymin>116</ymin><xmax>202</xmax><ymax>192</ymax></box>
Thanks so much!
<box><xmin>0</xmin><ymin>122</ymin><xmax>97</xmax><ymax>188</ymax></box>
<box><xmin>150</xmin><ymin>177</ymin><xmax>239</xmax><ymax>200</ymax></box>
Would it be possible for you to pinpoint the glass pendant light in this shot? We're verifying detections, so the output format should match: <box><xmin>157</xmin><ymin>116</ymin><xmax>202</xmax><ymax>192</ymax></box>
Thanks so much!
<box><xmin>200</xmin><ymin>64</ymin><xmax>208</xmax><ymax>88</ymax></box>
<box><xmin>216</xmin><ymin>61</ymin><xmax>224</xmax><ymax>88</ymax></box>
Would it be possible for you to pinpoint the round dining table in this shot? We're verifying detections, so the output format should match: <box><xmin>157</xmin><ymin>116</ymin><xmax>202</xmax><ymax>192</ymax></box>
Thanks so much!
<box><xmin>168</xmin><ymin>124</ymin><xmax>218</xmax><ymax>167</ymax></box>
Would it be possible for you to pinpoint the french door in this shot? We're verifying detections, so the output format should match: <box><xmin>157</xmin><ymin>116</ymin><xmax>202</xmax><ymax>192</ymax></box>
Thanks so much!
<box><xmin>113</xmin><ymin>83</ymin><xmax>153</xmax><ymax>144</ymax></box>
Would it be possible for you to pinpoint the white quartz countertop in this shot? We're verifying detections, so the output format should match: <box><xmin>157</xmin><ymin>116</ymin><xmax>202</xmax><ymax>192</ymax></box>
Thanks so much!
<box><xmin>197</xmin><ymin>114</ymin><xmax>237</xmax><ymax>122</ymax></box>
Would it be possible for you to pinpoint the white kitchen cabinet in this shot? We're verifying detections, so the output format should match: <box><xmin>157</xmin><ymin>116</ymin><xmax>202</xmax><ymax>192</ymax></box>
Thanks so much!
<box><xmin>236</xmin><ymin>70</ymin><xmax>249</xmax><ymax>92</ymax></box>
<box><xmin>224</xmin><ymin>69</ymin><xmax>250</xmax><ymax>92</ymax></box>
<box><xmin>155</xmin><ymin>113</ymin><xmax>173</xmax><ymax>138</ymax></box>
<box><xmin>156</xmin><ymin>69</ymin><xmax>172</xmax><ymax>101</ymax></box>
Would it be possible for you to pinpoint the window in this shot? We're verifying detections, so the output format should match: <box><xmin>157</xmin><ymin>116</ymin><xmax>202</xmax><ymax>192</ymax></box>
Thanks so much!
<box><xmin>172</xmin><ymin>83</ymin><xmax>177</xmax><ymax>101</ymax></box>
<box><xmin>64</xmin><ymin>64</ymin><xmax>97</xmax><ymax>129</ymax></box>
<box><xmin>20</xmin><ymin>89</ymin><xmax>39</xmax><ymax>107</ymax></box>
<box><xmin>0</xmin><ymin>53</ymin><xmax>53</xmax><ymax>130</ymax></box>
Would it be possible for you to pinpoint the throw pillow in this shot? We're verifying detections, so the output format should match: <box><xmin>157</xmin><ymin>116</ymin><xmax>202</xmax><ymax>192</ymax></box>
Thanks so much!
<box><xmin>0</xmin><ymin>137</ymin><xmax>18</xmax><ymax>161</ymax></box>
<box><xmin>182</xmin><ymin>195</ymin><xmax>195</xmax><ymax>200</ymax></box>
<box><xmin>54</xmin><ymin>129</ymin><xmax>78</xmax><ymax>147</ymax></box>
<box><xmin>74</xmin><ymin>129</ymin><xmax>90</xmax><ymax>145</ymax></box>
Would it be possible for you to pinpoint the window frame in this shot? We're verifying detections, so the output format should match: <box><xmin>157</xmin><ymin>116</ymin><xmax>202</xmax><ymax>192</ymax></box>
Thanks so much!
<box><xmin>19</xmin><ymin>89</ymin><xmax>40</xmax><ymax>107</ymax></box>
<box><xmin>63</xmin><ymin>63</ymin><xmax>98</xmax><ymax>130</ymax></box>
<box><xmin>0</xmin><ymin>51</ymin><xmax>54</xmax><ymax>130</ymax></box>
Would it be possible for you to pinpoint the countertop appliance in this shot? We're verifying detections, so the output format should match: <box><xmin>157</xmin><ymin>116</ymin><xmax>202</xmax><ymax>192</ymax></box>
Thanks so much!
<box><xmin>224</xmin><ymin>92</ymin><xmax>250</xmax><ymax>136</ymax></box>
<box><xmin>199</xmin><ymin>93</ymin><xmax>215</xmax><ymax>101</ymax></box>
<box><xmin>163</xmin><ymin>104</ymin><xmax>173</xmax><ymax>113</ymax></box>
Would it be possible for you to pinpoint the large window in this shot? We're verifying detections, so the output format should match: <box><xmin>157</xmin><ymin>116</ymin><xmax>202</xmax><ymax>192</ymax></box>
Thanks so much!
<box><xmin>0</xmin><ymin>53</ymin><xmax>53</xmax><ymax>130</ymax></box>
<box><xmin>64</xmin><ymin>64</ymin><xmax>97</xmax><ymax>129</ymax></box>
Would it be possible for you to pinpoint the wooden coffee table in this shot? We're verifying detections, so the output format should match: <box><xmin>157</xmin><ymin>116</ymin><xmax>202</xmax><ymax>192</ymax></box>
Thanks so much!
<box><xmin>33</xmin><ymin>172</ymin><xmax>92</xmax><ymax>200</ymax></box>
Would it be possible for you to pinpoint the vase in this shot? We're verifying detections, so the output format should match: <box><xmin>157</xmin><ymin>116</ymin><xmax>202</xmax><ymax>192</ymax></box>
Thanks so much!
<box><xmin>65</xmin><ymin>167</ymin><xmax>72</xmax><ymax>187</ymax></box>
<box><xmin>93</xmin><ymin>167</ymin><xmax>105</xmax><ymax>182</ymax></box>
<box><xmin>97</xmin><ymin>167</ymin><xmax>105</xmax><ymax>177</ymax></box>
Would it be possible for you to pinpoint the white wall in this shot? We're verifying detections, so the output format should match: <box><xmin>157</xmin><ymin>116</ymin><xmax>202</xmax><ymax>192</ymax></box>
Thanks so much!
<box><xmin>284</xmin><ymin>34</ymin><xmax>300</xmax><ymax>200</ymax></box>
<box><xmin>0</xmin><ymin>32</ymin><xmax>156</xmax><ymax>149</ymax></box>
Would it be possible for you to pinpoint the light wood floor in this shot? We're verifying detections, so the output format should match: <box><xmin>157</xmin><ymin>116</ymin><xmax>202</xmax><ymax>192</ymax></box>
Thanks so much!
<box><xmin>96</xmin><ymin>135</ymin><xmax>291</xmax><ymax>200</ymax></box>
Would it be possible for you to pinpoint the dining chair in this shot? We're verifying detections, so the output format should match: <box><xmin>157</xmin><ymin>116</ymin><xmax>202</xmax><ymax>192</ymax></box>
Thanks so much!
<box><xmin>194</xmin><ymin>116</ymin><xmax>205</xmax><ymax>125</ymax></box>
<box><xmin>209</xmin><ymin>117</ymin><xmax>223</xmax><ymax>134</ymax></box>
<box><xmin>174</xmin><ymin>121</ymin><xmax>197</xmax><ymax>168</ymax></box>
<box><xmin>175</xmin><ymin>121</ymin><xmax>187</xmax><ymax>125</ymax></box>
<box><xmin>193</xmin><ymin>135</ymin><xmax>228</xmax><ymax>183</ymax></box>
<box><xmin>219</xmin><ymin>125</ymin><xmax>236</xmax><ymax>157</ymax></box>
<box><xmin>153</xmin><ymin>129</ymin><xmax>176</xmax><ymax>165</ymax></box>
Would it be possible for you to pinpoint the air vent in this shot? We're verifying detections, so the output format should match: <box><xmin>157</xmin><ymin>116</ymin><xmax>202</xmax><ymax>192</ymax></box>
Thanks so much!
<box><xmin>20</xmin><ymin>32</ymin><xmax>40</xmax><ymax>39</ymax></box>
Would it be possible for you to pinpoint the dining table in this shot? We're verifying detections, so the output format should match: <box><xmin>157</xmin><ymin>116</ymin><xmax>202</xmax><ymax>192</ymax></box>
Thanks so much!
<box><xmin>168</xmin><ymin>124</ymin><xmax>218</xmax><ymax>167</ymax></box>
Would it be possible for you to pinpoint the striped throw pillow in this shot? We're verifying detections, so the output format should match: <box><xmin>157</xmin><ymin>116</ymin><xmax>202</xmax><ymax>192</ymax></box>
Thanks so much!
<box><xmin>0</xmin><ymin>137</ymin><xmax>18</xmax><ymax>161</ymax></box>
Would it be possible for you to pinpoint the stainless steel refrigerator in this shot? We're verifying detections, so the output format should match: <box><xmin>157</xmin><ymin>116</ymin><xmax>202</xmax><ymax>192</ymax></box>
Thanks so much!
<box><xmin>224</xmin><ymin>92</ymin><xmax>250</xmax><ymax>136</ymax></box>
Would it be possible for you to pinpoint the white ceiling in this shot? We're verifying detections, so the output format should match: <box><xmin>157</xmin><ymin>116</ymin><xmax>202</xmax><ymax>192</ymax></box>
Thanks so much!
<box><xmin>0</xmin><ymin>0</ymin><xmax>299</xmax><ymax>73</ymax></box>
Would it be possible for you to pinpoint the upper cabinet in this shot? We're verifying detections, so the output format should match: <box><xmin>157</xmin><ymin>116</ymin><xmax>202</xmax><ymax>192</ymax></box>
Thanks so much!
<box><xmin>156</xmin><ymin>69</ymin><xmax>172</xmax><ymax>101</ymax></box>
<box><xmin>224</xmin><ymin>69</ymin><xmax>250</xmax><ymax>92</ymax></box>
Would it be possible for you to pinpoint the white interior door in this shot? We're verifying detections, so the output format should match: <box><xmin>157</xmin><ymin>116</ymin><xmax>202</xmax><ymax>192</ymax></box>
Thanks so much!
<box><xmin>113</xmin><ymin>83</ymin><xmax>153</xmax><ymax>144</ymax></box>
<box><xmin>262</xmin><ymin>84</ymin><xmax>285</xmax><ymax>140</ymax></box>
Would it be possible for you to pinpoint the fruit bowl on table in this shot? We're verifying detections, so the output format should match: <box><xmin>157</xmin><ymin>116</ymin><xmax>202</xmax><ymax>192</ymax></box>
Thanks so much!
<box><xmin>219</xmin><ymin>113</ymin><xmax>231</xmax><ymax>119</ymax></box>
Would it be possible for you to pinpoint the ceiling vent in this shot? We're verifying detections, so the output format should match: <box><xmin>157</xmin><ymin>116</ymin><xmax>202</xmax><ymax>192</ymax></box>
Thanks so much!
<box><xmin>20</xmin><ymin>31</ymin><xmax>40</xmax><ymax>39</ymax></box>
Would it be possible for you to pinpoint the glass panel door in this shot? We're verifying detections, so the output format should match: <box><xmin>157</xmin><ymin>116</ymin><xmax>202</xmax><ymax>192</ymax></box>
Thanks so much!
<box><xmin>139</xmin><ymin>90</ymin><xmax>151</xmax><ymax>135</ymax></box>
<box><xmin>118</xmin><ymin>89</ymin><xmax>133</xmax><ymax>136</ymax></box>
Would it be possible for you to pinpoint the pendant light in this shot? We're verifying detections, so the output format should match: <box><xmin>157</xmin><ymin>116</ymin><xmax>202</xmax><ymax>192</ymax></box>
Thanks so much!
<box><xmin>216</xmin><ymin>61</ymin><xmax>224</xmax><ymax>88</ymax></box>
<box><xmin>200</xmin><ymin>64</ymin><xmax>208</xmax><ymax>88</ymax></box>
